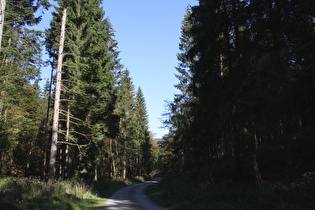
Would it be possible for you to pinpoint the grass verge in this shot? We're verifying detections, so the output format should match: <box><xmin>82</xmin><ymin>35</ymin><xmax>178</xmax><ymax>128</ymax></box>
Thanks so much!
<box><xmin>147</xmin><ymin>174</ymin><xmax>315</xmax><ymax>210</ymax></box>
<box><xmin>0</xmin><ymin>176</ymin><xmax>129</xmax><ymax>210</ymax></box>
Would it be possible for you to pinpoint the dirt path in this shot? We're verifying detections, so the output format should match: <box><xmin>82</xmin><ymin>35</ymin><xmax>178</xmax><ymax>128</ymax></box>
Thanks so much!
<box><xmin>105</xmin><ymin>180</ymin><xmax>166</xmax><ymax>210</ymax></box>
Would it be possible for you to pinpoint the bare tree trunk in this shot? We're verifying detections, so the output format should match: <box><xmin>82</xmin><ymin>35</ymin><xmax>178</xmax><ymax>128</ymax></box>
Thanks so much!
<box><xmin>47</xmin><ymin>6</ymin><xmax>67</xmax><ymax>191</ymax></box>
<box><xmin>65</xmin><ymin>106</ymin><xmax>72</xmax><ymax>178</ymax></box>
<box><xmin>42</xmin><ymin>145</ymin><xmax>47</xmax><ymax>178</ymax></box>
<box><xmin>252</xmin><ymin>152</ymin><xmax>262</xmax><ymax>184</ymax></box>
<box><xmin>94</xmin><ymin>168</ymin><xmax>98</xmax><ymax>181</ymax></box>
<box><xmin>0</xmin><ymin>0</ymin><xmax>5</xmax><ymax>51</ymax></box>
<box><xmin>252</xmin><ymin>134</ymin><xmax>262</xmax><ymax>184</ymax></box>
<box><xmin>122</xmin><ymin>141</ymin><xmax>127</xmax><ymax>180</ymax></box>
<box><xmin>109</xmin><ymin>139</ymin><xmax>115</xmax><ymax>179</ymax></box>
<box><xmin>46</xmin><ymin>58</ymin><xmax>55</xmax><ymax>121</ymax></box>
<box><xmin>0</xmin><ymin>35</ymin><xmax>9</xmax><ymax>122</ymax></box>
<box><xmin>65</xmin><ymin>144</ymin><xmax>72</xmax><ymax>178</ymax></box>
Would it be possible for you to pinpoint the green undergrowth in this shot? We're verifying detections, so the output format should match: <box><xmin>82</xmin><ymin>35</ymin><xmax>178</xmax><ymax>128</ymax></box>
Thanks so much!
<box><xmin>147</xmin><ymin>174</ymin><xmax>315</xmax><ymax>210</ymax></box>
<box><xmin>0</xmin><ymin>176</ymin><xmax>129</xmax><ymax>210</ymax></box>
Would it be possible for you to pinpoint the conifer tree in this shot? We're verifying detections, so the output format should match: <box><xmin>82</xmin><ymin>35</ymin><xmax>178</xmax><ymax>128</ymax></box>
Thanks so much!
<box><xmin>165</xmin><ymin>0</ymin><xmax>315</xmax><ymax>183</ymax></box>
<box><xmin>46</xmin><ymin>0</ymin><xmax>119</xmax><ymax>180</ymax></box>
<box><xmin>113</xmin><ymin>69</ymin><xmax>136</xmax><ymax>179</ymax></box>
<box><xmin>163</xmin><ymin>7</ymin><xmax>196</xmax><ymax>172</ymax></box>
<box><xmin>0</xmin><ymin>0</ymin><xmax>46</xmax><ymax>176</ymax></box>
<box><xmin>135</xmin><ymin>87</ymin><xmax>153</xmax><ymax>176</ymax></box>
<box><xmin>47</xmin><ymin>1</ymin><xmax>67</xmax><ymax>190</ymax></box>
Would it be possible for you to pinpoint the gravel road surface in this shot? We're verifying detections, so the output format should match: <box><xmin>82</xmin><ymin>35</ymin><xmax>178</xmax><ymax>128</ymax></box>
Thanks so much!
<box><xmin>105</xmin><ymin>180</ymin><xmax>166</xmax><ymax>210</ymax></box>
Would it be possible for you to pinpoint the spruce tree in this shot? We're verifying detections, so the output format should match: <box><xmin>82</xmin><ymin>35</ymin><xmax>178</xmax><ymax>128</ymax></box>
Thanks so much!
<box><xmin>47</xmin><ymin>2</ymin><xmax>67</xmax><ymax>190</ymax></box>
<box><xmin>113</xmin><ymin>69</ymin><xmax>136</xmax><ymax>179</ymax></box>
<box><xmin>135</xmin><ymin>87</ymin><xmax>152</xmax><ymax>176</ymax></box>
<box><xmin>46</xmin><ymin>0</ymin><xmax>119</xmax><ymax>180</ymax></box>
<box><xmin>165</xmin><ymin>0</ymin><xmax>315</xmax><ymax>183</ymax></box>
<box><xmin>0</xmin><ymin>0</ymin><xmax>46</xmax><ymax>176</ymax></box>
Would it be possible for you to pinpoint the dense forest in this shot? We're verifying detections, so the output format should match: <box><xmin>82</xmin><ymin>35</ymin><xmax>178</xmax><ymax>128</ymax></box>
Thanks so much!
<box><xmin>1</xmin><ymin>0</ymin><xmax>315</xmax><ymax>208</ymax></box>
<box><xmin>146</xmin><ymin>1</ymin><xmax>315</xmax><ymax>208</ymax></box>
<box><xmin>0</xmin><ymin>0</ymin><xmax>156</xmax><ymax>185</ymax></box>
<box><xmin>162</xmin><ymin>0</ymin><xmax>315</xmax><ymax>183</ymax></box>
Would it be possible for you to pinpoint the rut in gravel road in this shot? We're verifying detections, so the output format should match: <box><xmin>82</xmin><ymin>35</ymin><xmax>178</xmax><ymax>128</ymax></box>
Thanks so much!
<box><xmin>105</xmin><ymin>180</ymin><xmax>167</xmax><ymax>210</ymax></box>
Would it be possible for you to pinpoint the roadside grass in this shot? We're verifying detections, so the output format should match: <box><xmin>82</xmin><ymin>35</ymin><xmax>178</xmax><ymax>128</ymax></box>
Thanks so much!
<box><xmin>90</xmin><ymin>179</ymin><xmax>128</xmax><ymax>198</ymax></box>
<box><xmin>90</xmin><ymin>175</ymin><xmax>145</xmax><ymax>198</ymax></box>
<box><xmin>0</xmin><ymin>176</ymin><xmax>129</xmax><ymax>210</ymax></box>
<box><xmin>147</xmin><ymin>174</ymin><xmax>315</xmax><ymax>210</ymax></box>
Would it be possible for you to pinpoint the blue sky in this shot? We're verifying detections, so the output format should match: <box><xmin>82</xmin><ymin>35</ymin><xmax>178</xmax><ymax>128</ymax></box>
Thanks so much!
<box><xmin>102</xmin><ymin>0</ymin><xmax>198</xmax><ymax>138</ymax></box>
<box><xmin>38</xmin><ymin>0</ymin><xmax>198</xmax><ymax>139</ymax></box>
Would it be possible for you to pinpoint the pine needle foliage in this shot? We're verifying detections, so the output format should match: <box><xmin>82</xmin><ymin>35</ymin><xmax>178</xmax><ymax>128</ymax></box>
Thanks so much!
<box><xmin>163</xmin><ymin>0</ymin><xmax>315</xmax><ymax>184</ymax></box>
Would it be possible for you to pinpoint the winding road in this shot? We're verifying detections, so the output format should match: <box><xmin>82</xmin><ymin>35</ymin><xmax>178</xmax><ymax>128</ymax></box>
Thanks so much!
<box><xmin>105</xmin><ymin>180</ymin><xmax>166</xmax><ymax>210</ymax></box>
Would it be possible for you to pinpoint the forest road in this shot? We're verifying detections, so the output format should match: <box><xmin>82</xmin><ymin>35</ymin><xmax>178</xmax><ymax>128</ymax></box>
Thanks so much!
<box><xmin>105</xmin><ymin>179</ymin><xmax>167</xmax><ymax>210</ymax></box>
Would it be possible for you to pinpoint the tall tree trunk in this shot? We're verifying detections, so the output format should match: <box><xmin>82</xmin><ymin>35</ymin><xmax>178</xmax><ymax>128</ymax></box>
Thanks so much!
<box><xmin>109</xmin><ymin>139</ymin><xmax>116</xmax><ymax>179</ymax></box>
<box><xmin>46</xmin><ymin>58</ymin><xmax>55</xmax><ymax>121</ymax></box>
<box><xmin>94</xmin><ymin>167</ymin><xmax>98</xmax><ymax>181</ymax></box>
<box><xmin>0</xmin><ymin>37</ymin><xmax>9</xmax><ymax>122</ymax></box>
<box><xmin>111</xmin><ymin>139</ymin><xmax>119</xmax><ymax>179</ymax></box>
<box><xmin>251</xmin><ymin>152</ymin><xmax>262</xmax><ymax>184</ymax></box>
<box><xmin>42</xmin><ymin>144</ymin><xmax>47</xmax><ymax>178</ymax></box>
<box><xmin>0</xmin><ymin>0</ymin><xmax>5</xmax><ymax>51</ymax></box>
<box><xmin>47</xmin><ymin>6</ymin><xmax>67</xmax><ymax>191</ymax></box>
<box><xmin>233</xmin><ymin>126</ymin><xmax>243</xmax><ymax>179</ymax></box>
<box><xmin>252</xmin><ymin>134</ymin><xmax>262</xmax><ymax>184</ymax></box>
<box><xmin>122</xmin><ymin>141</ymin><xmax>127</xmax><ymax>180</ymax></box>
<box><xmin>65</xmin><ymin>106</ymin><xmax>72</xmax><ymax>178</ymax></box>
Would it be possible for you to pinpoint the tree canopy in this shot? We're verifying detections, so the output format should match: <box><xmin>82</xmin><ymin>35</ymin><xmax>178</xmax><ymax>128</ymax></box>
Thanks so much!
<box><xmin>0</xmin><ymin>0</ymin><xmax>154</xmax><ymax>183</ymax></box>
<box><xmin>163</xmin><ymin>0</ymin><xmax>315</xmax><ymax>183</ymax></box>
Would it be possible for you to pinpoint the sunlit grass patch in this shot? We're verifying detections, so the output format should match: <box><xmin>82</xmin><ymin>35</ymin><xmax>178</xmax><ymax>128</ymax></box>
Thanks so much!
<box><xmin>0</xmin><ymin>177</ymin><xmax>106</xmax><ymax>209</ymax></box>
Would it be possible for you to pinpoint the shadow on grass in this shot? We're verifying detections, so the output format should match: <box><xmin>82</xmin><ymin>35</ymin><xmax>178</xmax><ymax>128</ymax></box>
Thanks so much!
<box><xmin>147</xmin><ymin>174</ymin><xmax>315</xmax><ymax>210</ymax></box>
<box><xmin>91</xmin><ymin>180</ymin><xmax>128</xmax><ymax>198</ymax></box>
